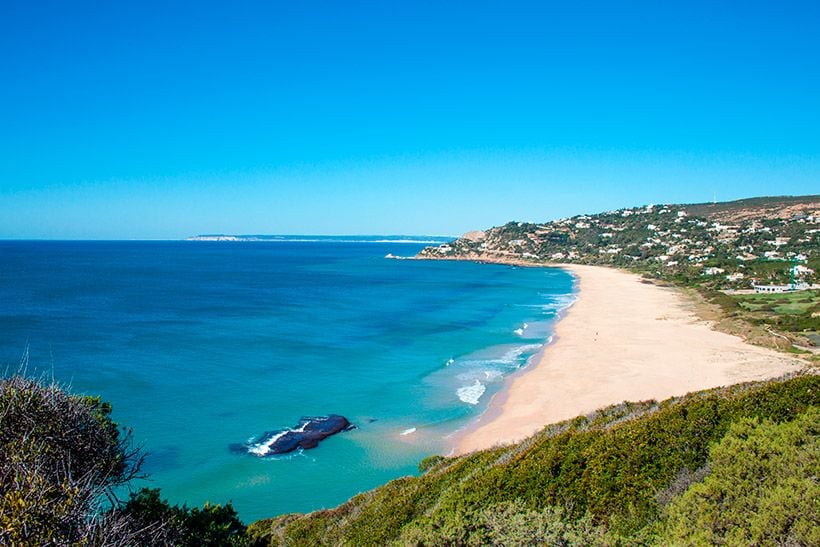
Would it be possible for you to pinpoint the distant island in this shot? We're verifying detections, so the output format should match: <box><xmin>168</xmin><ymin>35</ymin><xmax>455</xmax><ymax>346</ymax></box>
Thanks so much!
<box><xmin>186</xmin><ymin>234</ymin><xmax>455</xmax><ymax>244</ymax></box>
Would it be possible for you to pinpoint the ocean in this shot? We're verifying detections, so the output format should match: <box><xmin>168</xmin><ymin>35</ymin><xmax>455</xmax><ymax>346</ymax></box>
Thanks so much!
<box><xmin>0</xmin><ymin>239</ymin><xmax>575</xmax><ymax>521</ymax></box>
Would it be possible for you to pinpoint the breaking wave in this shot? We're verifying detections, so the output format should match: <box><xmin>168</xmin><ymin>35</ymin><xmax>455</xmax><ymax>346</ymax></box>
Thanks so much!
<box><xmin>457</xmin><ymin>381</ymin><xmax>486</xmax><ymax>405</ymax></box>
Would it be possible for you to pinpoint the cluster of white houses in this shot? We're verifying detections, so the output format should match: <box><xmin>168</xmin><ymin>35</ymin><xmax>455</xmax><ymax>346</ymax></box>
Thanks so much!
<box><xmin>429</xmin><ymin>203</ymin><xmax>818</xmax><ymax>292</ymax></box>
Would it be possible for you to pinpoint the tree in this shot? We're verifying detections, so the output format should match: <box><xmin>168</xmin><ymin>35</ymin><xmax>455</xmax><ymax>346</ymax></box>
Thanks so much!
<box><xmin>122</xmin><ymin>488</ymin><xmax>247</xmax><ymax>546</ymax></box>
<box><xmin>0</xmin><ymin>374</ymin><xmax>147</xmax><ymax>544</ymax></box>
<box><xmin>662</xmin><ymin>408</ymin><xmax>820</xmax><ymax>545</ymax></box>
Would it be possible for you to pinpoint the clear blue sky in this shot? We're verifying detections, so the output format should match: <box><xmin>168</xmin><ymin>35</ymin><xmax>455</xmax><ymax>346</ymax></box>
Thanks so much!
<box><xmin>1</xmin><ymin>1</ymin><xmax>818</xmax><ymax>239</ymax></box>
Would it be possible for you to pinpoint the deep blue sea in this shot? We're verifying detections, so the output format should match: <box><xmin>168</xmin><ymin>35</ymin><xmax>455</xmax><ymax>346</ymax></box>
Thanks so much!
<box><xmin>0</xmin><ymin>240</ymin><xmax>575</xmax><ymax>521</ymax></box>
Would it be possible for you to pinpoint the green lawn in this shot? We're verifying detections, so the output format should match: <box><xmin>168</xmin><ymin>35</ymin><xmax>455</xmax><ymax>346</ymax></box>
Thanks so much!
<box><xmin>735</xmin><ymin>290</ymin><xmax>820</xmax><ymax>315</ymax></box>
<box><xmin>731</xmin><ymin>290</ymin><xmax>820</xmax><ymax>335</ymax></box>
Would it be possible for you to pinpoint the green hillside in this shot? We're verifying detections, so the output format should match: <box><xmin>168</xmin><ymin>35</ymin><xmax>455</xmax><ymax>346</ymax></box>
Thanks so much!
<box><xmin>247</xmin><ymin>374</ymin><xmax>819</xmax><ymax>546</ymax></box>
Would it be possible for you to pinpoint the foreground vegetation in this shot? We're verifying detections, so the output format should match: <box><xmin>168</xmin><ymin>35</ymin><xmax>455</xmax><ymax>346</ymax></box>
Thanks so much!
<box><xmin>5</xmin><ymin>197</ymin><xmax>819</xmax><ymax>543</ymax></box>
<box><xmin>248</xmin><ymin>373</ymin><xmax>819</xmax><ymax>545</ymax></box>
<box><xmin>3</xmin><ymin>371</ymin><xmax>817</xmax><ymax>544</ymax></box>
<box><xmin>0</xmin><ymin>374</ymin><xmax>246</xmax><ymax>545</ymax></box>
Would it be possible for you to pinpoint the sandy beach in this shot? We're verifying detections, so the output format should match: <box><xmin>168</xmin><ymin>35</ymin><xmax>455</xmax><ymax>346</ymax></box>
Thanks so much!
<box><xmin>456</xmin><ymin>264</ymin><xmax>806</xmax><ymax>454</ymax></box>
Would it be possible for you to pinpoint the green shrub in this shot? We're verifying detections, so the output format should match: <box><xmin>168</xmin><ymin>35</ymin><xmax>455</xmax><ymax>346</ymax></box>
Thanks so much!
<box><xmin>0</xmin><ymin>374</ymin><xmax>247</xmax><ymax>544</ymax></box>
<box><xmin>122</xmin><ymin>487</ymin><xmax>246</xmax><ymax>545</ymax></box>
<box><xmin>662</xmin><ymin>408</ymin><xmax>819</xmax><ymax>545</ymax></box>
<box><xmin>418</xmin><ymin>454</ymin><xmax>446</xmax><ymax>473</ymax></box>
<box><xmin>398</xmin><ymin>499</ymin><xmax>608</xmax><ymax>546</ymax></box>
<box><xmin>0</xmin><ymin>374</ymin><xmax>144</xmax><ymax>544</ymax></box>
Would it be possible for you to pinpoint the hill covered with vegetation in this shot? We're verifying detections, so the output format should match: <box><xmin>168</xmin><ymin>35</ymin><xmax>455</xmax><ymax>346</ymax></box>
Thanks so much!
<box><xmin>419</xmin><ymin>195</ymin><xmax>819</xmax><ymax>288</ymax></box>
<box><xmin>419</xmin><ymin>195</ymin><xmax>820</xmax><ymax>354</ymax></box>
<box><xmin>5</xmin><ymin>196</ymin><xmax>819</xmax><ymax>544</ymax></box>
<box><xmin>247</xmin><ymin>373</ymin><xmax>818</xmax><ymax>546</ymax></box>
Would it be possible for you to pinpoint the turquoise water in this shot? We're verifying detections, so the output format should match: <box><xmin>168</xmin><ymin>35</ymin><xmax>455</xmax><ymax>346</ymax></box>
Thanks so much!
<box><xmin>0</xmin><ymin>240</ymin><xmax>575</xmax><ymax>521</ymax></box>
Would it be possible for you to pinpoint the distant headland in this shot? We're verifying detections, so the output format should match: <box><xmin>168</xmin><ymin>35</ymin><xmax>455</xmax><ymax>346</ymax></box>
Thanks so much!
<box><xmin>185</xmin><ymin>234</ymin><xmax>454</xmax><ymax>244</ymax></box>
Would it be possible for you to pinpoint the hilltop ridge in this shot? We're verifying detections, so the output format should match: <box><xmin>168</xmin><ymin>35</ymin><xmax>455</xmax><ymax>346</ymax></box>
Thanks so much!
<box><xmin>682</xmin><ymin>195</ymin><xmax>820</xmax><ymax>222</ymax></box>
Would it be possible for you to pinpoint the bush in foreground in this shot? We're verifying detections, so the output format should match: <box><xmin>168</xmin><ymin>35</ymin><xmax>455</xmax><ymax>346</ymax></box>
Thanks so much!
<box><xmin>123</xmin><ymin>488</ymin><xmax>247</xmax><ymax>546</ymax></box>
<box><xmin>0</xmin><ymin>374</ymin><xmax>146</xmax><ymax>543</ymax></box>
<box><xmin>5</xmin><ymin>370</ymin><xmax>816</xmax><ymax>545</ymax></box>
<box><xmin>0</xmin><ymin>373</ymin><xmax>247</xmax><ymax>545</ymax></box>
<box><xmin>663</xmin><ymin>408</ymin><xmax>819</xmax><ymax>545</ymax></box>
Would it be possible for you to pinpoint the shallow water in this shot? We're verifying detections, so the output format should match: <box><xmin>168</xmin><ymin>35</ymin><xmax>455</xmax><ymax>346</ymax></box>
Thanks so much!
<box><xmin>0</xmin><ymin>240</ymin><xmax>574</xmax><ymax>521</ymax></box>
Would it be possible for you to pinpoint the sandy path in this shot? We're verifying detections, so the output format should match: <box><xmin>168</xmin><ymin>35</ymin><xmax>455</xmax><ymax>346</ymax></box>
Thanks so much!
<box><xmin>455</xmin><ymin>264</ymin><xmax>805</xmax><ymax>454</ymax></box>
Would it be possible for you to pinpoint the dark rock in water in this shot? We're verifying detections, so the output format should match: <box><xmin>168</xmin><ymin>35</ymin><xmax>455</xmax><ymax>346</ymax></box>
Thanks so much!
<box><xmin>233</xmin><ymin>415</ymin><xmax>355</xmax><ymax>457</ymax></box>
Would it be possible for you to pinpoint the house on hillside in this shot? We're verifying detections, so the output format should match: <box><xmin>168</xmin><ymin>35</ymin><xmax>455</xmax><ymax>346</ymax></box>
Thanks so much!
<box><xmin>753</xmin><ymin>283</ymin><xmax>810</xmax><ymax>293</ymax></box>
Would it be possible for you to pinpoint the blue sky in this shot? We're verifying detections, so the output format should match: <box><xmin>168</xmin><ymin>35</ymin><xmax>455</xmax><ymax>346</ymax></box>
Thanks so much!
<box><xmin>1</xmin><ymin>1</ymin><xmax>818</xmax><ymax>239</ymax></box>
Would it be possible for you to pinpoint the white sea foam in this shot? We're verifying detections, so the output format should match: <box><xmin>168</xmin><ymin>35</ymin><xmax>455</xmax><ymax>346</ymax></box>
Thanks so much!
<box><xmin>513</xmin><ymin>323</ymin><xmax>529</xmax><ymax>336</ymax></box>
<box><xmin>497</xmin><ymin>343</ymin><xmax>543</xmax><ymax>364</ymax></box>
<box><xmin>517</xmin><ymin>289</ymin><xmax>578</xmax><ymax>317</ymax></box>
<box><xmin>457</xmin><ymin>380</ymin><xmax>486</xmax><ymax>405</ymax></box>
<box><xmin>248</xmin><ymin>431</ymin><xmax>287</xmax><ymax>456</ymax></box>
<box><xmin>543</xmin><ymin>294</ymin><xmax>578</xmax><ymax>314</ymax></box>
<box><xmin>459</xmin><ymin>344</ymin><xmax>543</xmax><ymax>373</ymax></box>
<box><xmin>246</xmin><ymin>419</ymin><xmax>316</xmax><ymax>456</ymax></box>
<box><xmin>400</xmin><ymin>427</ymin><xmax>417</xmax><ymax>436</ymax></box>
<box><xmin>483</xmin><ymin>370</ymin><xmax>503</xmax><ymax>381</ymax></box>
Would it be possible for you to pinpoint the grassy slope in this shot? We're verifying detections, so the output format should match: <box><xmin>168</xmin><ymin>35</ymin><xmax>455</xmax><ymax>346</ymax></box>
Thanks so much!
<box><xmin>700</xmin><ymin>288</ymin><xmax>820</xmax><ymax>357</ymax></box>
<box><xmin>248</xmin><ymin>374</ymin><xmax>819</xmax><ymax>546</ymax></box>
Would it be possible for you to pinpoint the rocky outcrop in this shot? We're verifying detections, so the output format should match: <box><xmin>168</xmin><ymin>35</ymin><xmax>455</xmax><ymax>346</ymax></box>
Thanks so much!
<box><xmin>233</xmin><ymin>415</ymin><xmax>356</xmax><ymax>457</ymax></box>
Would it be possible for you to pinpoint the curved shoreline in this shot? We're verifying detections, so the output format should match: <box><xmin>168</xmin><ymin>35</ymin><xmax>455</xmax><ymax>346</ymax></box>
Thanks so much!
<box><xmin>445</xmin><ymin>269</ymin><xmax>578</xmax><ymax>454</ymax></box>
<box><xmin>453</xmin><ymin>263</ymin><xmax>805</xmax><ymax>455</ymax></box>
